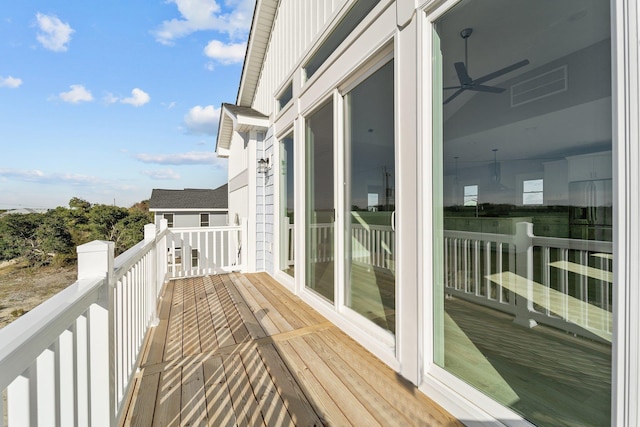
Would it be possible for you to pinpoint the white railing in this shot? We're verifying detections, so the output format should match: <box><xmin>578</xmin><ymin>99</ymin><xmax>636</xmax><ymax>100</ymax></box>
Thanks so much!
<box><xmin>166</xmin><ymin>221</ymin><xmax>246</xmax><ymax>278</ymax></box>
<box><xmin>444</xmin><ymin>222</ymin><xmax>613</xmax><ymax>343</ymax></box>
<box><xmin>0</xmin><ymin>219</ymin><xmax>247</xmax><ymax>426</ymax></box>
<box><xmin>306</xmin><ymin>222</ymin><xmax>396</xmax><ymax>271</ymax></box>
<box><xmin>351</xmin><ymin>223</ymin><xmax>394</xmax><ymax>271</ymax></box>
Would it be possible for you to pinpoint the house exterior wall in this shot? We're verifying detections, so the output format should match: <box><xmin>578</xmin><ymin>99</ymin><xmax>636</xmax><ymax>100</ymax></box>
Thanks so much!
<box><xmin>153</xmin><ymin>211</ymin><xmax>227</xmax><ymax>228</ymax></box>
<box><xmin>253</xmin><ymin>0</ymin><xmax>348</xmax><ymax>115</ymax></box>
<box><xmin>230</xmin><ymin>0</ymin><xmax>640</xmax><ymax>424</ymax></box>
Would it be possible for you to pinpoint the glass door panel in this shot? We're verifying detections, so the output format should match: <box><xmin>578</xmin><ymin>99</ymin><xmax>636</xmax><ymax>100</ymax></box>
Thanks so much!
<box><xmin>280</xmin><ymin>133</ymin><xmax>295</xmax><ymax>277</ymax></box>
<box><xmin>433</xmin><ymin>1</ymin><xmax>612</xmax><ymax>426</ymax></box>
<box><xmin>305</xmin><ymin>101</ymin><xmax>335</xmax><ymax>302</ymax></box>
<box><xmin>344</xmin><ymin>60</ymin><xmax>395</xmax><ymax>333</ymax></box>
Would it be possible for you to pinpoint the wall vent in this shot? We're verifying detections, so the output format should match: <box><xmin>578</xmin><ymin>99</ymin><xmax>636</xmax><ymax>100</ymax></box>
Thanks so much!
<box><xmin>511</xmin><ymin>65</ymin><xmax>567</xmax><ymax>107</ymax></box>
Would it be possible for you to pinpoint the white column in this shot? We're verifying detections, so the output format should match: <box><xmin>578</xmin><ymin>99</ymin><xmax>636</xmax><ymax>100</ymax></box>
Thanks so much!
<box><xmin>513</xmin><ymin>222</ymin><xmax>537</xmax><ymax>328</ymax></box>
<box><xmin>145</xmin><ymin>224</ymin><xmax>160</xmax><ymax>327</ymax></box>
<box><xmin>77</xmin><ymin>240</ymin><xmax>115</xmax><ymax>427</ymax></box>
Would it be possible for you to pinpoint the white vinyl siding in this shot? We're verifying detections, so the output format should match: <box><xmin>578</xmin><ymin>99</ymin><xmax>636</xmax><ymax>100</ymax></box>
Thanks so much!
<box><xmin>253</xmin><ymin>0</ymin><xmax>347</xmax><ymax>114</ymax></box>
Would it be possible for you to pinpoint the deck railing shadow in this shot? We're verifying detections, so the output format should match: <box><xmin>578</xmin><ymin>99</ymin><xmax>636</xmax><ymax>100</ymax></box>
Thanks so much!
<box><xmin>0</xmin><ymin>219</ymin><xmax>247</xmax><ymax>426</ymax></box>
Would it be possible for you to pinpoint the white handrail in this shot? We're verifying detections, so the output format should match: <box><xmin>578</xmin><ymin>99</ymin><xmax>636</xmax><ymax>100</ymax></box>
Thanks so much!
<box><xmin>0</xmin><ymin>220</ymin><xmax>246</xmax><ymax>426</ymax></box>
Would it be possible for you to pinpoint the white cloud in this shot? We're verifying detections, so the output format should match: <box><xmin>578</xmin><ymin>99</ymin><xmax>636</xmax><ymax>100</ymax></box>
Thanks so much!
<box><xmin>0</xmin><ymin>76</ymin><xmax>22</xmax><ymax>88</ymax></box>
<box><xmin>135</xmin><ymin>151</ymin><xmax>217</xmax><ymax>165</ymax></box>
<box><xmin>103</xmin><ymin>88</ymin><xmax>150</xmax><ymax>106</ymax></box>
<box><xmin>204</xmin><ymin>40</ymin><xmax>246</xmax><ymax>65</ymax></box>
<box><xmin>153</xmin><ymin>0</ymin><xmax>254</xmax><ymax>45</ymax></box>
<box><xmin>36</xmin><ymin>13</ymin><xmax>74</xmax><ymax>52</ymax></box>
<box><xmin>142</xmin><ymin>169</ymin><xmax>181</xmax><ymax>180</ymax></box>
<box><xmin>104</xmin><ymin>92</ymin><xmax>119</xmax><ymax>104</ymax></box>
<box><xmin>0</xmin><ymin>168</ymin><xmax>104</xmax><ymax>185</ymax></box>
<box><xmin>121</xmin><ymin>88</ymin><xmax>150</xmax><ymax>107</ymax></box>
<box><xmin>183</xmin><ymin>105</ymin><xmax>220</xmax><ymax>135</ymax></box>
<box><xmin>59</xmin><ymin>84</ymin><xmax>93</xmax><ymax>103</ymax></box>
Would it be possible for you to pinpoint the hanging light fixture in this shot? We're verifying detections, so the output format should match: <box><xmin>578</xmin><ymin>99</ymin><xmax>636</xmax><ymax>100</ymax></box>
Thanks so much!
<box><xmin>257</xmin><ymin>157</ymin><xmax>270</xmax><ymax>174</ymax></box>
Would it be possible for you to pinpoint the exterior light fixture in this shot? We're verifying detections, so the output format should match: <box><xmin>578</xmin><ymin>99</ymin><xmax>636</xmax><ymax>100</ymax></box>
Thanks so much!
<box><xmin>257</xmin><ymin>157</ymin><xmax>270</xmax><ymax>174</ymax></box>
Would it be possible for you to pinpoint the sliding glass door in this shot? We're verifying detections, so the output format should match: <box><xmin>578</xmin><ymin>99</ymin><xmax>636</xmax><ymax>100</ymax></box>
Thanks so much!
<box><xmin>344</xmin><ymin>60</ymin><xmax>396</xmax><ymax>334</ymax></box>
<box><xmin>305</xmin><ymin>101</ymin><xmax>335</xmax><ymax>302</ymax></box>
<box><xmin>432</xmin><ymin>1</ymin><xmax>612</xmax><ymax>425</ymax></box>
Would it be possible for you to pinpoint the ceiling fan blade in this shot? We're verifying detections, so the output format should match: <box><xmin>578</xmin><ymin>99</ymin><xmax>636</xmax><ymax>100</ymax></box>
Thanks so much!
<box><xmin>444</xmin><ymin>88</ymin><xmax>465</xmax><ymax>104</ymax></box>
<box><xmin>473</xmin><ymin>59</ymin><xmax>530</xmax><ymax>85</ymax></box>
<box><xmin>454</xmin><ymin>62</ymin><xmax>472</xmax><ymax>85</ymax></box>
<box><xmin>443</xmin><ymin>85</ymin><xmax>463</xmax><ymax>90</ymax></box>
<box><xmin>469</xmin><ymin>84</ymin><xmax>505</xmax><ymax>93</ymax></box>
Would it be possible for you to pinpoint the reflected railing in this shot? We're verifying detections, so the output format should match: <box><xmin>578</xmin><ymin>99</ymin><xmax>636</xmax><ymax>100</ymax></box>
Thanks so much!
<box><xmin>301</xmin><ymin>222</ymin><xmax>395</xmax><ymax>271</ymax></box>
<box><xmin>444</xmin><ymin>222</ymin><xmax>613</xmax><ymax>342</ymax></box>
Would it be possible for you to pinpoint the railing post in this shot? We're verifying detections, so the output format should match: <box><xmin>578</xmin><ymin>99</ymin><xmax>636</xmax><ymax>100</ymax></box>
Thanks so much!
<box><xmin>513</xmin><ymin>222</ymin><xmax>537</xmax><ymax>328</ymax></box>
<box><xmin>145</xmin><ymin>224</ymin><xmax>160</xmax><ymax>327</ymax></box>
<box><xmin>157</xmin><ymin>219</ymin><xmax>169</xmax><ymax>288</ymax></box>
<box><xmin>241</xmin><ymin>218</ymin><xmax>249</xmax><ymax>272</ymax></box>
<box><xmin>77</xmin><ymin>240</ymin><xmax>115</xmax><ymax>427</ymax></box>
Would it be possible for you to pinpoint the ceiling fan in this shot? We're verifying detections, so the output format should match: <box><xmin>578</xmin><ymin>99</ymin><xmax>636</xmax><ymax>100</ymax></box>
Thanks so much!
<box><xmin>443</xmin><ymin>28</ymin><xmax>530</xmax><ymax>104</ymax></box>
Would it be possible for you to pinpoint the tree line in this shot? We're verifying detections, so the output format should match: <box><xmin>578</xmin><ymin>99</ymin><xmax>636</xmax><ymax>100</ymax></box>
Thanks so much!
<box><xmin>0</xmin><ymin>197</ymin><xmax>153</xmax><ymax>267</ymax></box>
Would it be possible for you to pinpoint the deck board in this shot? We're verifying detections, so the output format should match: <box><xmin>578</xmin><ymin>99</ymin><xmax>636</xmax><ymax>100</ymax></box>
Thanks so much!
<box><xmin>120</xmin><ymin>273</ymin><xmax>461</xmax><ymax>427</ymax></box>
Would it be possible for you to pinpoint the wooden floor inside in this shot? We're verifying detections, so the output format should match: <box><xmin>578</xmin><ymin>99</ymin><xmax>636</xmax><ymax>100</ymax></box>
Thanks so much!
<box><xmin>120</xmin><ymin>273</ymin><xmax>461</xmax><ymax>427</ymax></box>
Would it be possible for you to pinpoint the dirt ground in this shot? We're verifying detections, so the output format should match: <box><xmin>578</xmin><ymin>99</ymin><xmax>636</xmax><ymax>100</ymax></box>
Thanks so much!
<box><xmin>0</xmin><ymin>259</ymin><xmax>77</xmax><ymax>329</ymax></box>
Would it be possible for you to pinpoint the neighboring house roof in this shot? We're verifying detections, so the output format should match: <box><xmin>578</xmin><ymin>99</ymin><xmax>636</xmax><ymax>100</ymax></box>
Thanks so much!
<box><xmin>148</xmin><ymin>184</ymin><xmax>228</xmax><ymax>211</ymax></box>
<box><xmin>216</xmin><ymin>103</ymin><xmax>270</xmax><ymax>157</ymax></box>
<box><xmin>1</xmin><ymin>208</ymin><xmax>48</xmax><ymax>216</ymax></box>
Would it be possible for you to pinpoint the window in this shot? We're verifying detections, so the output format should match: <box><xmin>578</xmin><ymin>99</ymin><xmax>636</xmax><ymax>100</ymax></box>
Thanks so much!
<box><xmin>191</xmin><ymin>249</ymin><xmax>198</xmax><ymax>268</ymax></box>
<box><xmin>432</xmin><ymin>1</ymin><xmax>612</xmax><ymax>425</ymax></box>
<box><xmin>522</xmin><ymin>179</ymin><xmax>543</xmax><ymax>205</ymax></box>
<box><xmin>277</xmin><ymin>82</ymin><xmax>293</xmax><ymax>112</ymax></box>
<box><xmin>305</xmin><ymin>100</ymin><xmax>335</xmax><ymax>302</ymax></box>
<box><xmin>280</xmin><ymin>133</ymin><xmax>295</xmax><ymax>277</ymax></box>
<box><xmin>463</xmin><ymin>185</ymin><xmax>478</xmax><ymax>206</ymax></box>
<box><xmin>200</xmin><ymin>213</ymin><xmax>209</xmax><ymax>227</ymax></box>
<box><xmin>164</xmin><ymin>213</ymin><xmax>174</xmax><ymax>228</ymax></box>
<box><xmin>303</xmin><ymin>0</ymin><xmax>380</xmax><ymax>80</ymax></box>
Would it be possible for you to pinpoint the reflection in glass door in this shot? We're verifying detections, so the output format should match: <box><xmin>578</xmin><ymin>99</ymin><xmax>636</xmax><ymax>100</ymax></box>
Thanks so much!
<box><xmin>280</xmin><ymin>133</ymin><xmax>294</xmax><ymax>277</ymax></box>
<box><xmin>305</xmin><ymin>101</ymin><xmax>335</xmax><ymax>302</ymax></box>
<box><xmin>432</xmin><ymin>1</ymin><xmax>612</xmax><ymax>426</ymax></box>
<box><xmin>344</xmin><ymin>60</ymin><xmax>395</xmax><ymax>333</ymax></box>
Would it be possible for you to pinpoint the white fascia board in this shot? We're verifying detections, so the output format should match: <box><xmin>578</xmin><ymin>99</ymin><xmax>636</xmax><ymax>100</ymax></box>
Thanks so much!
<box><xmin>217</xmin><ymin>146</ymin><xmax>231</xmax><ymax>158</ymax></box>
<box><xmin>235</xmin><ymin>114</ymin><xmax>270</xmax><ymax>131</ymax></box>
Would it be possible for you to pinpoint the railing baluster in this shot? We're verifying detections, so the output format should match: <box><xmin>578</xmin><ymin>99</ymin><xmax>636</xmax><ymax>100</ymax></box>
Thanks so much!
<box><xmin>8</xmin><ymin>365</ymin><xmax>36</xmax><ymax>426</ymax></box>
<box><xmin>76</xmin><ymin>314</ymin><xmax>89</xmax><ymax>427</ymax></box>
<box><xmin>58</xmin><ymin>328</ymin><xmax>75</xmax><ymax>426</ymax></box>
<box><xmin>542</xmin><ymin>247</ymin><xmax>550</xmax><ymax>316</ymax></box>
<box><xmin>473</xmin><ymin>240</ymin><xmax>480</xmax><ymax>296</ymax></box>
<box><xmin>37</xmin><ymin>347</ymin><xmax>56</xmax><ymax>427</ymax></box>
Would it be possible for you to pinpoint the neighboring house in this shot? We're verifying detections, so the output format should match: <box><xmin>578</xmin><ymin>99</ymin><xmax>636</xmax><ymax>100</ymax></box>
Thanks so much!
<box><xmin>215</xmin><ymin>1</ymin><xmax>640</xmax><ymax>426</ymax></box>
<box><xmin>148</xmin><ymin>185</ymin><xmax>228</xmax><ymax>228</ymax></box>
<box><xmin>1</xmin><ymin>208</ymin><xmax>48</xmax><ymax>217</ymax></box>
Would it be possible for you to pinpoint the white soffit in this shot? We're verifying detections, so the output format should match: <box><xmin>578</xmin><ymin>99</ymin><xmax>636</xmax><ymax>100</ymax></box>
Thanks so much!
<box><xmin>215</xmin><ymin>103</ymin><xmax>269</xmax><ymax>155</ymax></box>
<box><xmin>237</xmin><ymin>0</ymin><xmax>279</xmax><ymax>107</ymax></box>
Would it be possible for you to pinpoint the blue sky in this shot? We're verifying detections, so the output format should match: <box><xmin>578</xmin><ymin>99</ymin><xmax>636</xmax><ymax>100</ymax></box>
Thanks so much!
<box><xmin>0</xmin><ymin>0</ymin><xmax>254</xmax><ymax>209</ymax></box>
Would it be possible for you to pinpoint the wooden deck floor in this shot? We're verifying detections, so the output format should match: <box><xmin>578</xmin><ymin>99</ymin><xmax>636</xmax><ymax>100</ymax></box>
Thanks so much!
<box><xmin>120</xmin><ymin>273</ymin><xmax>461</xmax><ymax>427</ymax></box>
